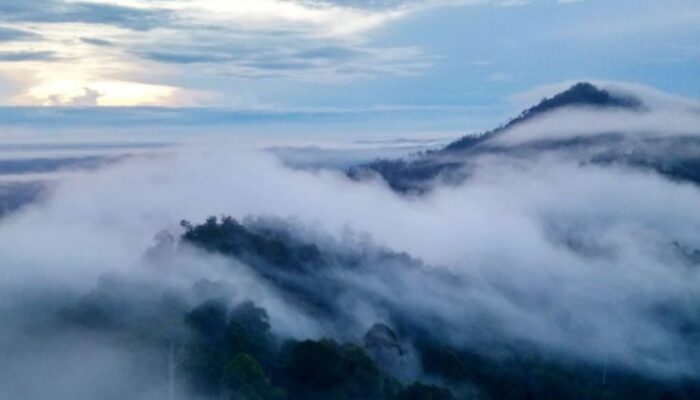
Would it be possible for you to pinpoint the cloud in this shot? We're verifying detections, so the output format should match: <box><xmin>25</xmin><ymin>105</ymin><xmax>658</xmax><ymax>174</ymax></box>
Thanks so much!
<box><xmin>0</xmin><ymin>69</ymin><xmax>38</xmax><ymax>105</ymax></box>
<box><xmin>509</xmin><ymin>80</ymin><xmax>700</xmax><ymax>111</ymax></box>
<box><xmin>0</xmin><ymin>0</ymin><xmax>431</xmax><ymax>105</ymax></box>
<box><xmin>0</xmin><ymin>0</ymin><xmax>541</xmax><ymax>107</ymax></box>
<box><xmin>139</xmin><ymin>41</ymin><xmax>431</xmax><ymax>82</ymax></box>
<box><xmin>0</xmin><ymin>51</ymin><xmax>58</xmax><ymax>62</ymax></box>
<box><xmin>80</xmin><ymin>37</ymin><xmax>114</xmax><ymax>47</ymax></box>
<box><xmin>496</xmin><ymin>0</ymin><xmax>531</xmax><ymax>7</ymax></box>
<box><xmin>20</xmin><ymin>79</ymin><xmax>178</xmax><ymax>107</ymax></box>
<box><xmin>48</xmin><ymin>87</ymin><xmax>102</xmax><ymax>106</ymax></box>
<box><xmin>0</xmin><ymin>27</ymin><xmax>40</xmax><ymax>42</ymax></box>
<box><xmin>2</xmin><ymin>83</ymin><xmax>700</xmax><ymax>381</ymax></box>
<box><xmin>305</xmin><ymin>0</ymin><xmax>533</xmax><ymax>10</ymax></box>
<box><xmin>0</xmin><ymin>1</ymin><xmax>172</xmax><ymax>31</ymax></box>
<box><xmin>0</xmin><ymin>0</ymin><xmax>695</xmax><ymax>117</ymax></box>
<box><xmin>495</xmin><ymin>107</ymin><xmax>700</xmax><ymax>146</ymax></box>
<box><xmin>2</xmin><ymin>97</ymin><xmax>700</xmax><ymax>397</ymax></box>
<box><xmin>497</xmin><ymin>82</ymin><xmax>700</xmax><ymax>145</ymax></box>
<box><xmin>296</xmin><ymin>0</ymin><xmax>422</xmax><ymax>10</ymax></box>
<box><xmin>143</xmin><ymin>51</ymin><xmax>229</xmax><ymax>65</ymax></box>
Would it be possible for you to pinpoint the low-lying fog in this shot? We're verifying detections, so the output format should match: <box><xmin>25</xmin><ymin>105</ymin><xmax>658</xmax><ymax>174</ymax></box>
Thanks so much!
<box><xmin>0</xmin><ymin>83</ymin><xmax>699</xmax><ymax>399</ymax></box>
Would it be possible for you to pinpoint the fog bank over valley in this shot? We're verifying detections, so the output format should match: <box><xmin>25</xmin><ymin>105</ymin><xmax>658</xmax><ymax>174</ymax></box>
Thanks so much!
<box><xmin>1</xmin><ymin>82</ymin><xmax>699</xmax><ymax>399</ymax></box>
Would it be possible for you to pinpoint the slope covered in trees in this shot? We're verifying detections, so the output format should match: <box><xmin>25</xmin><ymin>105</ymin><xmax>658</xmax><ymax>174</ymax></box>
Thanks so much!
<box><xmin>348</xmin><ymin>83</ymin><xmax>700</xmax><ymax>193</ymax></box>
<box><xmin>43</xmin><ymin>216</ymin><xmax>700</xmax><ymax>400</ymax></box>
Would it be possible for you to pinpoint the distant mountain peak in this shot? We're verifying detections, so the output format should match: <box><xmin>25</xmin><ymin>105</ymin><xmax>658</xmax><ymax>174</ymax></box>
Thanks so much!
<box><xmin>444</xmin><ymin>82</ymin><xmax>642</xmax><ymax>152</ymax></box>
<box><xmin>515</xmin><ymin>82</ymin><xmax>642</xmax><ymax>123</ymax></box>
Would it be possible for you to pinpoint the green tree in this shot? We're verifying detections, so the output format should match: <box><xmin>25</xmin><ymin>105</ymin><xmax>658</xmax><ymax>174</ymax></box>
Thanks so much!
<box><xmin>223</xmin><ymin>354</ymin><xmax>285</xmax><ymax>400</ymax></box>
<box><xmin>396</xmin><ymin>382</ymin><xmax>454</xmax><ymax>400</ymax></box>
<box><xmin>285</xmin><ymin>339</ymin><xmax>383</xmax><ymax>399</ymax></box>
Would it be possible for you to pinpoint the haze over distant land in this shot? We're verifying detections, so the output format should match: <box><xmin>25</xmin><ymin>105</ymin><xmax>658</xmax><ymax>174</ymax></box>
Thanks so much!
<box><xmin>0</xmin><ymin>0</ymin><xmax>698</xmax><ymax>137</ymax></box>
<box><xmin>0</xmin><ymin>1</ymin><xmax>699</xmax><ymax>400</ymax></box>
<box><xmin>2</xmin><ymin>81</ymin><xmax>700</xmax><ymax>399</ymax></box>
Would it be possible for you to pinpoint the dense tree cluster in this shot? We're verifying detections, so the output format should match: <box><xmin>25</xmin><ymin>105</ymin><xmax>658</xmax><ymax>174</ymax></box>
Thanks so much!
<box><xmin>174</xmin><ymin>269</ymin><xmax>454</xmax><ymax>399</ymax></box>
<box><xmin>52</xmin><ymin>216</ymin><xmax>700</xmax><ymax>399</ymax></box>
<box><xmin>181</xmin><ymin>216</ymin><xmax>323</xmax><ymax>273</ymax></box>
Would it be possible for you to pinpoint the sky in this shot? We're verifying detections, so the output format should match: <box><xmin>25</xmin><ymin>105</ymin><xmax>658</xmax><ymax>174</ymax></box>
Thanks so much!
<box><xmin>2</xmin><ymin>2</ymin><xmax>700</xmax><ymax>394</ymax></box>
<box><xmin>0</xmin><ymin>0</ymin><xmax>698</xmax><ymax>138</ymax></box>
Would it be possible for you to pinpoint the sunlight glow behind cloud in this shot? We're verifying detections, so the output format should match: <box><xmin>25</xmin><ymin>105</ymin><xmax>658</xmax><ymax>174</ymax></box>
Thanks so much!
<box><xmin>28</xmin><ymin>79</ymin><xmax>177</xmax><ymax>106</ymax></box>
<box><xmin>0</xmin><ymin>0</ymin><xmax>697</xmax><ymax>111</ymax></box>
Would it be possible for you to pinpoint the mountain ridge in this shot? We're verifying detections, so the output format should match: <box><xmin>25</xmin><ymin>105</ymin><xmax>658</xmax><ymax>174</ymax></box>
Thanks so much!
<box><xmin>348</xmin><ymin>82</ymin><xmax>700</xmax><ymax>193</ymax></box>
<box><xmin>444</xmin><ymin>82</ymin><xmax>643</xmax><ymax>152</ymax></box>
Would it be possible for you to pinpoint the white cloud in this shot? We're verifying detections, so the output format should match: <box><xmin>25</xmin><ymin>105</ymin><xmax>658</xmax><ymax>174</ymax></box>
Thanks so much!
<box><xmin>496</xmin><ymin>0</ymin><xmax>531</xmax><ymax>7</ymax></box>
<box><xmin>508</xmin><ymin>80</ymin><xmax>700</xmax><ymax>111</ymax></box>
<box><xmin>0</xmin><ymin>0</ymin><xmax>542</xmax><ymax>107</ymax></box>
<box><xmin>496</xmin><ymin>107</ymin><xmax>700</xmax><ymax>146</ymax></box>
<box><xmin>2</xmin><ymin>132</ymin><xmax>700</xmax><ymax>377</ymax></box>
<box><xmin>499</xmin><ymin>81</ymin><xmax>700</xmax><ymax>145</ymax></box>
